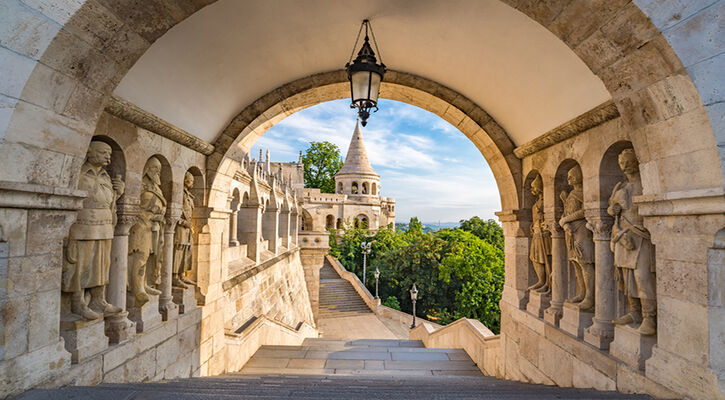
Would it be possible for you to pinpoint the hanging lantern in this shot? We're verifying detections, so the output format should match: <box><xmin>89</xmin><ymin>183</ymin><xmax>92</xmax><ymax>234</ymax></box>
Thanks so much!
<box><xmin>345</xmin><ymin>19</ymin><xmax>386</xmax><ymax>127</ymax></box>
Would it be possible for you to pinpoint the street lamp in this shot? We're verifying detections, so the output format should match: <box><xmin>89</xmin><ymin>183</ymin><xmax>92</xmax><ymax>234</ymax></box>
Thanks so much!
<box><xmin>410</xmin><ymin>284</ymin><xmax>418</xmax><ymax>329</ymax></box>
<box><xmin>361</xmin><ymin>241</ymin><xmax>372</xmax><ymax>286</ymax></box>
<box><xmin>345</xmin><ymin>19</ymin><xmax>386</xmax><ymax>127</ymax></box>
<box><xmin>374</xmin><ymin>267</ymin><xmax>380</xmax><ymax>299</ymax></box>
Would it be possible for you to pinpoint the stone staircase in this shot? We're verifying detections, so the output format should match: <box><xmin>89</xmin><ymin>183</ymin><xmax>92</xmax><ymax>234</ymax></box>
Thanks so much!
<box><xmin>318</xmin><ymin>262</ymin><xmax>372</xmax><ymax>319</ymax></box>
<box><xmin>239</xmin><ymin>337</ymin><xmax>481</xmax><ymax>376</ymax></box>
<box><xmin>20</xmin><ymin>338</ymin><xmax>656</xmax><ymax>399</ymax></box>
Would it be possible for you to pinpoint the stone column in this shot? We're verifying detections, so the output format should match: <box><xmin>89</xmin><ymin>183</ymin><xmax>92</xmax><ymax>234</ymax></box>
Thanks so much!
<box><xmin>496</xmin><ymin>210</ymin><xmax>532</xmax><ymax>310</ymax></box>
<box><xmin>263</xmin><ymin>206</ymin><xmax>280</xmax><ymax>255</ymax></box>
<box><xmin>544</xmin><ymin>223</ymin><xmax>566</xmax><ymax>326</ymax></box>
<box><xmin>239</xmin><ymin>205</ymin><xmax>263</xmax><ymax>262</ymax></box>
<box><xmin>291</xmin><ymin>211</ymin><xmax>299</xmax><ymax>246</ymax></box>
<box><xmin>106</xmin><ymin>204</ymin><xmax>137</xmax><ymax>344</ymax></box>
<box><xmin>584</xmin><ymin>213</ymin><xmax>615</xmax><ymax>349</ymax></box>
<box><xmin>159</xmin><ymin>212</ymin><xmax>179</xmax><ymax>321</ymax></box>
<box><xmin>279</xmin><ymin>209</ymin><xmax>290</xmax><ymax>248</ymax></box>
<box><xmin>229</xmin><ymin>205</ymin><xmax>239</xmax><ymax>246</ymax></box>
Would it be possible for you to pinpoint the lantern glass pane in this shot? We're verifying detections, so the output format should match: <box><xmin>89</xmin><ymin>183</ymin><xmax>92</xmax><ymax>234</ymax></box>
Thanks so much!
<box><xmin>369</xmin><ymin>72</ymin><xmax>381</xmax><ymax>103</ymax></box>
<box><xmin>351</xmin><ymin>71</ymin><xmax>371</xmax><ymax>102</ymax></box>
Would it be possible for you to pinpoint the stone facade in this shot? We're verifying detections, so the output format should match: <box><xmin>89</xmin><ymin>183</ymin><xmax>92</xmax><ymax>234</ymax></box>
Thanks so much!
<box><xmin>0</xmin><ymin>1</ymin><xmax>724</xmax><ymax>400</ymax></box>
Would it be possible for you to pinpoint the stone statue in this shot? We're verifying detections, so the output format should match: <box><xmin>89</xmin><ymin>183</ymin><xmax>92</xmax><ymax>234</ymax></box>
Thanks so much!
<box><xmin>608</xmin><ymin>149</ymin><xmax>656</xmax><ymax>335</ymax></box>
<box><xmin>172</xmin><ymin>172</ymin><xmax>196</xmax><ymax>289</ymax></box>
<box><xmin>62</xmin><ymin>141</ymin><xmax>124</xmax><ymax>320</ymax></box>
<box><xmin>559</xmin><ymin>165</ymin><xmax>595</xmax><ymax>311</ymax></box>
<box><xmin>128</xmin><ymin>206</ymin><xmax>154</xmax><ymax>307</ymax></box>
<box><xmin>141</xmin><ymin>157</ymin><xmax>167</xmax><ymax>295</ymax></box>
<box><xmin>528</xmin><ymin>175</ymin><xmax>552</xmax><ymax>294</ymax></box>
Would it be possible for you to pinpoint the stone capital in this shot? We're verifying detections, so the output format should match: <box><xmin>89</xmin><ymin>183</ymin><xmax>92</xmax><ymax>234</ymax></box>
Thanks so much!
<box><xmin>115</xmin><ymin>201</ymin><xmax>139</xmax><ymax>236</ymax></box>
<box><xmin>584</xmin><ymin>209</ymin><xmax>613</xmax><ymax>241</ymax></box>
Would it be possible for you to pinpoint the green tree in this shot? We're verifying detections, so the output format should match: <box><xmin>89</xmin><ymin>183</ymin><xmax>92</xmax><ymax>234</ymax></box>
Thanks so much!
<box><xmin>302</xmin><ymin>141</ymin><xmax>344</xmax><ymax>193</ymax></box>
<box><xmin>459</xmin><ymin>216</ymin><xmax>504</xmax><ymax>251</ymax></box>
<box><xmin>437</xmin><ymin>229</ymin><xmax>505</xmax><ymax>332</ymax></box>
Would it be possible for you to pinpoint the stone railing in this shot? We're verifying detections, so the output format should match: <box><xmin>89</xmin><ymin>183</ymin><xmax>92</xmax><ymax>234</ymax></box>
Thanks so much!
<box><xmin>410</xmin><ymin>318</ymin><xmax>500</xmax><ymax>377</ymax></box>
<box><xmin>299</xmin><ymin>231</ymin><xmax>330</xmax><ymax>249</ymax></box>
<box><xmin>225</xmin><ymin>315</ymin><xmax>317</xmax><ymax>372</ymax></box>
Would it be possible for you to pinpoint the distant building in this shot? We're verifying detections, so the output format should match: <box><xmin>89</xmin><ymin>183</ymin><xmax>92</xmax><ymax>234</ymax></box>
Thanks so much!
<box><xmin>258</xmin><ymin>121</ymin><xmax>396</xmax><ymax>231</ymax></box>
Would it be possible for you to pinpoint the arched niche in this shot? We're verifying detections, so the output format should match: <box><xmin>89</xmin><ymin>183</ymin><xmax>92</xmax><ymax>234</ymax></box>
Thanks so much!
<box><xmin>143</xmin><ymin>154</ymin><xmax>173</xmax><ymax>207</ymax></box>
<box><xmin>371</xmin><ymin>183</ymin><xmax>377</xmax><ymax>196</ymax></box>
<box><xmin>599</xmin><ymin>141</ymin><xmax>634</xmax><ymax>209</ymax></box>
<box><xmin>554</xmin><ymin>159</ymin><xmax>582</xmax><ymax>223</ymax></box>
<box><xmin>326</xmin><ymin>215</ymin><xmax>334</xmax><ymax>230</ymax></box>
<box><xmin>186</xmin><ymin>166</ymin><xmax>206</xmax><ymax>208</ymax></box>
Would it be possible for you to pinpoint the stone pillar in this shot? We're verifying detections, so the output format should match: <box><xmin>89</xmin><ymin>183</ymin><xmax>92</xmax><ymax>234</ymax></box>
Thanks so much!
<box><xmin>229</xmin><ymin>206</ymin><xmax>239</xmax><ymax>246</ymax></box>
<box><xmin>545</xmin><ymin>226</ymin><xmax>566</xmax><ymax>326</ymax></box>
<box><xmin>584</xmin><ymin>213</ymin><xmax>615</xmax><ymax>349</ymax></box>
<box><xmin>159</xmin><ymin>213</ymin><xmax>179</xmax><ymax>321</ymax></box>
<box><xmin>279</xmin><ymin>209</ymin><xmax>290</xmax><ymax>248</ymax></box>
<box><xmin>291</xmin><ymin>211</ymin><xmax>299</xmax><ymax>246</ymax></box>
<box><xmin>299</xmin><ymin>232</ymin><xmax>330</xmax><ymax>324</ymax></box>
<box><xmin>263</xmin><ymin>206</ymin><xmax>279</xmax><ymax>255</ymax></box>
<box><xmin>496</xmin><ymin>210</ymin><xmax>532</xmax><ymax>310</ymax></box>
<box><xmin>239</xmin><ymin>205</ymin><xmax>263</xmax><ymax>262</ymax></box>
<box><xmin>106</xmin><ymin>205</ymin><xmax>137</xmax><ymax>344</ymax></box>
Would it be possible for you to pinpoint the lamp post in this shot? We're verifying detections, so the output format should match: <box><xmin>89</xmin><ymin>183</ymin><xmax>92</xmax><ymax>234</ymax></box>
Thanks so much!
<box><xmin>410</xmin><ymin>284</ymin><xmax>418</xmax><ymax>329</ymax></box>
<box><xmin>374</xmin><ymin>267</ymin><xmax>380</xmax><ymax>299</ymax></box>
<box><xmin>361</xmin><ymin>241</ymin><xmax>372</xmax><ymax>286</ymax></box>
<box><xmin>346</xmin><ymin>19</ymin><xmax>386</xmax><ymax>127</ymax></box>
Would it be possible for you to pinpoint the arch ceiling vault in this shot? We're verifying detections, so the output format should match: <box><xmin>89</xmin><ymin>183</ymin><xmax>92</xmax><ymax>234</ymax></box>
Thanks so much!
<box><xmin>115</xmin><ymin>0</ymin><xmax>610</xmax><ymax>145</ymax></box>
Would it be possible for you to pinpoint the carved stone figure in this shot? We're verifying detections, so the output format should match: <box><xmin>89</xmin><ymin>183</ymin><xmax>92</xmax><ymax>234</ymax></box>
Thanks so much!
<box><xmin>172</xmin><ymin>172</ymin><xmax>196</xmax><ymax>288</ymax></box>
<box><xmin>608</xmin><ymin>149</ymin><xmax>656</xmax><ymax>335</ymax></box>
<box><xmin>141</xmin><ymin>157</ymin><xmax>167</xmax><ymax>295</ymax></box>
<box><xmin>559</xmin><ymin>165</ymin><xmax>595</xmax><ymax>311</ymax></box>
<box><xmin>528</xmin><ymin>175</ymin><xmax>552</xmax><ymax>294</ymax></box>
<box><xmin>62</xmin><ymin>141</ymin><xmax>124</xmax><ymax>320</ymax></box>
<box><xmin>128</xmin><ymin>207</ymin><xmax>154</xmax><ymax>307</ymax></box>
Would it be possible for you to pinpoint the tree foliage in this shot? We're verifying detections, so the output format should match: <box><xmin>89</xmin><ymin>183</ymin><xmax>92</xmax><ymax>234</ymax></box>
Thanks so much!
<box><xmin>459</xmin><ymin>216</ymin><xmax>505</xmax><ymax>251</ymax></box>
<box><xmin>302</xmin><ymin>141</ymin><xmax>344</xmax><ymax>193</ymax></box>
<box><xmin>329</xmin><ymin>216</ymin><xmax>505</xmax><ymax>333</ymax></box>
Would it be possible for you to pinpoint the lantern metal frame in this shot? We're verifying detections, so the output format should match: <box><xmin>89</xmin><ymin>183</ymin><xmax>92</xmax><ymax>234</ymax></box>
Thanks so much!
<box><xmin>345</xmin><ymin>19</ymin><xmax>386</xmax><ymax>127</ymax></box>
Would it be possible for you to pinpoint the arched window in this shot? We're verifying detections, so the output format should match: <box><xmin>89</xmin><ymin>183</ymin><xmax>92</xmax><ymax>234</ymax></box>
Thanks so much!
<box><xmin>336</xmin><ymin>218</ymin><xmax>342</xmax><ymax>229</ymax></box>
<box><xmin>356</xmin><ymin>214</ymin><xmax>368</xmax><ymax>229</ymax></box>
<box><xmin>362</xmin><ymin>182</ymin><xmax>368</xmax><ymax>194</ymax></box>
<box><xmin>337</xmin><ymin>182</ymin><xmax>343</xmax><ymax>193</ymax></box>
<box><xmin>326</xmin><ymin>215</ymin><xmax>335</xmax><ymax>229</ymax></box>
<box><xmin>351</xmin><ymin>182</ymin><xmax>358</xmax><ymax>194</ymax></box>
<box><xmin>371</xmin><ymin>183</ymin><xmax>377</xmax><ymax>195</ymax></box>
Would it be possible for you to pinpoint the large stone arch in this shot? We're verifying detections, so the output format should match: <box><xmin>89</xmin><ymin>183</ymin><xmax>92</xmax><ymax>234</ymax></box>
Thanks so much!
<box><xmin>205</xmin><ymin>70</ymin><xmax>521</xmax><ymax>213</ymax></box>
<box><xmin>1</xmin><ymin>1</ymin><xmax>724</xmax><ymax>398</ymax></box>
<box><xmin>1</xmin><ymin>1</ymin><xmax>721</xmax><ymax>199</ymax></box>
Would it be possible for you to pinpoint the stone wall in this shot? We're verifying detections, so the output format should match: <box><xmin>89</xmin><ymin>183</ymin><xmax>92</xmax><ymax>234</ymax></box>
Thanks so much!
<box><xmin>499</xmin><ymin>113</ymin><xmax>725</xmax><ymax>399</ymax></box>
<box><xmin>222</xmin><ymin>249</ymin><xmax>315</xmax><ymax>334</ymax></box>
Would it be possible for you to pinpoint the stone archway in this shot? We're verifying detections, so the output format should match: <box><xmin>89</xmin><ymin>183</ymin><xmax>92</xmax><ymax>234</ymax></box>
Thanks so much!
<box><xmin>205</xmin><ymin>70</ymin><xmax>521</xmax><ymax>214</ymax></box>
<box><xmin>1</xmin><ymin>2</ymin><xmax>724</xmax><ymax>399</ymax></box>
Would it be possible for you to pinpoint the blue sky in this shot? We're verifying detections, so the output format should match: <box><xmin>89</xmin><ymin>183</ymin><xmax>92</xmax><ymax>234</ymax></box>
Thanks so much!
<box><xmin>250</xmin><ymin>99</ymin><xmax>501</xmax><ymax>223</ymax></box>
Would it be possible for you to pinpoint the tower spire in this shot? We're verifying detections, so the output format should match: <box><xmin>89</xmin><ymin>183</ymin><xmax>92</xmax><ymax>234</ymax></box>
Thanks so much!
<box><xmin>336</xmin><ymin>120</ymin><xmax>378</xmax><ymax>177</ymax></box>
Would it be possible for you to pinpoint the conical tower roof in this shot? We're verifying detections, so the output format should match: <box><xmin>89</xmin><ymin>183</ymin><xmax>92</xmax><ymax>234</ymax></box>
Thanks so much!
<box><xmin>336</xmin><ymin>121</ymin><xmax>379</xmax><ymax>177</ymax></box>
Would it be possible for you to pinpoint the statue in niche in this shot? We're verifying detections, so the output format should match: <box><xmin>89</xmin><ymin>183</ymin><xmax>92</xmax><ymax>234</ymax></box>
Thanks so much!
<box><xmin>172</xmin><ymin>172</ymin><xmax>196</xmax><ymax>289</ymax></box>
<box><xmin>558</xmin><ymin>165</ymin><xmax>595</xmax><ymax>311</ymax></box>
<box><xmin>128</xmin><ymin>206</ymin><xmax>154</xmax><ymax>307</ymax></box>
<box><xmin>62</xmin><ymin>141</ymin><xmax>124</xmax><ymax>320</ymax></box>
<box><xmin>141</xmin><ymin>157</ymin><xmax>167</xmax><ymax>295</ymax></box>
<box><xmin>527</xmin><ymin>175</ymin><xmax>552</xmax><ymax>294</ymax></box>
<box><xmin>608</xmin><ymin>149</ymin><xmax>656</xmax><ymax>335</ymax></box>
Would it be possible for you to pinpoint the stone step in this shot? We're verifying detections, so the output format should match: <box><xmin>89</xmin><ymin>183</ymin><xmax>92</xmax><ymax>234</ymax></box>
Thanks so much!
<box><xmin>19</xmin><ymin>374</ymin><xmax>657</xmax><ymax>399</ymax></box>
